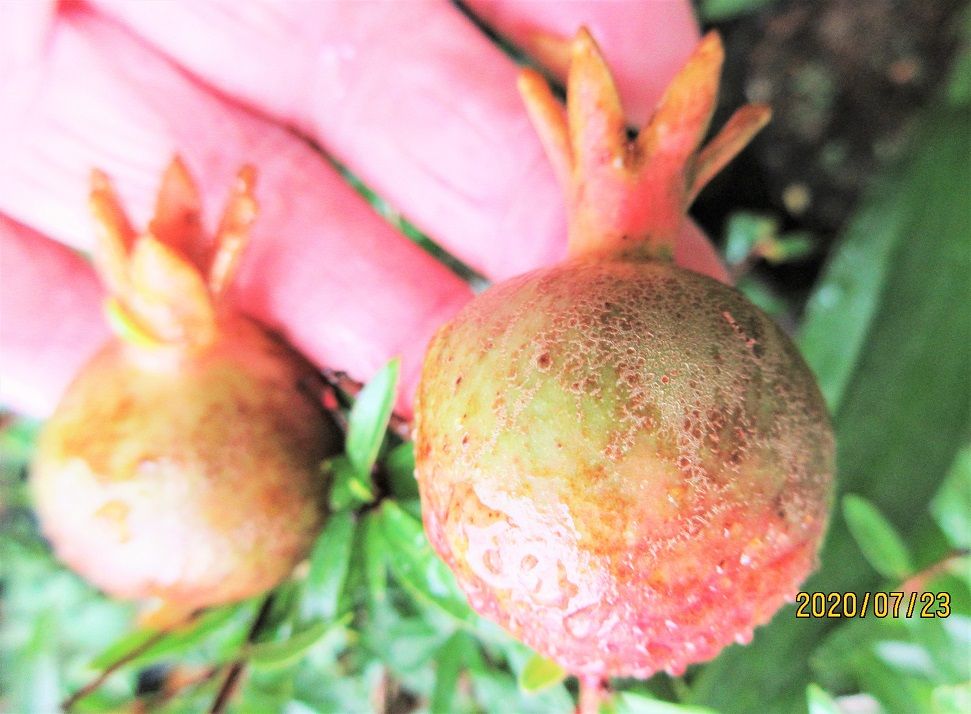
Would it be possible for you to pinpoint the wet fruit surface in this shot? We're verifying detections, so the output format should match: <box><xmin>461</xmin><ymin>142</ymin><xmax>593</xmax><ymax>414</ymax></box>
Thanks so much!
<box><xmin>32</xmin><ymin>315</ymin><xmax>337</xmax><ymax>614</ymax></box>
<box><xmin>30</xmin><ymin>158</ymin><xmax>340</xmax><ymax>620</ymax></box>
<box><xmin>416</xmin><ymin>256</ymin><xmax>833</xmax><ymax>677</ymax></box>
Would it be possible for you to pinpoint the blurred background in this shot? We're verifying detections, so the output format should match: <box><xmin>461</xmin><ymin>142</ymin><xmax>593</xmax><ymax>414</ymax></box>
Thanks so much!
<box><xmin>2</xmin><ymin>0</ymin><xmax>969</xmax><ymax>712</ymax></box>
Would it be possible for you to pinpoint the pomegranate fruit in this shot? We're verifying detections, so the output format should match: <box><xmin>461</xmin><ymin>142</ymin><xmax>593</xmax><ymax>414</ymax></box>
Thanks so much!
<box><xmin>31</xmin><ymin>159</ymin><xmax>339</xmax><ymax>622</ymax></box>
<box><xmin>415</xmin><ymin>30</ymin><xmax>834</xmax><ymax>690</ymax></box>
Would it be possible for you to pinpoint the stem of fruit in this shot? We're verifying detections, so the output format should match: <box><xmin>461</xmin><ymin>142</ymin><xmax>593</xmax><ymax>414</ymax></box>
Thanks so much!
<box><xmin>577</xmin><ymin>676</ymin><xmax>608</xmax><ymax>714</ymax></box>
<box><xmin>518</xmin><ymin>29</ymin><xmax>770</xmax><ymax>263</ymax></box>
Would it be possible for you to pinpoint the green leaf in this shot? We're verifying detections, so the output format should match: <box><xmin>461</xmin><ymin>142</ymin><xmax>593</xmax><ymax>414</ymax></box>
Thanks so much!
<box><xmin>246</xmin><ymin>615</ymin><xmax>350</xmax><ymax>670</ymax></box>
<box><xmin>385</xmin><ymin>441</ymin><xmax>419</xmax><ymax>499</ymax></box>
<box><xmin>517</xmin><ymin>652</ymin><xmax>566</xmax><ymax>694</ymax></box>
<box><xmin>736</xmin><ymin>275</ymin><xmax>788</xmax><ymax>317</ymax></box>
<box><xmin>326</xmin><ymin>455</ymin><xmax>375</xmax><ymax>511</ymax></box>
<box><xmin>723</xmin><ymin>211</ymin><xmax>776</xmax><ymax>265</ymax></box>
<box><xmin>933</xmin><ymin>681</ymin><xmax>971</xmax><ymax>713</ymax></box>
<box><xmin>8</xmin><ymin>609</ymin><xmax>61</xmax><ymax>714</ymax></box>
<box><xmin>430</xmin><ymin>632</ymin><xmax>473</xmax><ymax>713</ymax></box>
<box><xmin>346</xmin><ymin>358</ymin><xmax>400</xmax><ymax>477</ymax></box>
<box><xmin>363</xmin><ymin>511</ymin><xmax>388</xmax><ymax>608</ymax></box>
<box><xmin>90</xmin><ymin>603</ymin><xmax>243</xmax><ymax>670</ymax></box>
<box><xmin>931</xmin><ymin>444</ymin><xmax>971</xmax><ymax>549</ymax></box>
<box><xmin>806</xmin><ymin>684</ymin><xmax>841</xmax><ymax>714</ymax></box>
<box><xmin>378</xmin><ymin>501</ymin><xmax>475</xmax><ymax>626</ymax></box>
<box><xmin>843</xmin><ymin>494</ymin><xmax>914</xmax><ymax>579</ymax></box>
<box><xmin>88</xmin><ymin>628</ymin><xmax>159</xmax><ymax>670</ymax></box>
<box><xmin>0</xmin><ymin>417</ymin><xmax>41</xmax><ymax>465</ymax></box>
<box><xmin>799</xmin><ymin>110</ymin><xmax>971</xmax><ymax>415</ymax></box>
<box><xmin>947</xmin><ymin>5</ymin><xmax>971</xmax><ymax>105</ymax></box>
<box><xmin>614</xmin><ymin>692</ymin><xmax>717</xmax><ymax>713</ymax></box>
<box><xmin>698</xmin><ymin>0</ymin><xmax>777</xmax><ymax>21</ymax></box>
<box><xmin>873</xmin><ymin>640</ymin><xmax>935</xmax><ymax>678</ymax></box>
<box><xmin>761</xmin><ymin>233</ymin><xmax>814</xmax><ymax>264</ymax></box>
<box><xmin>300</xmin><ymin>511</ymin><xmax>357</xmax><ymax>622</ymax></box>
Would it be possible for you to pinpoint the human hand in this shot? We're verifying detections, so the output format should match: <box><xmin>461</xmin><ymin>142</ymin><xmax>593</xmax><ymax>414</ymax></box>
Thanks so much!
<box><xmin>0</xmin><ymin>0</ymin><xmax>718</xmax><ymax>418</ymax></box>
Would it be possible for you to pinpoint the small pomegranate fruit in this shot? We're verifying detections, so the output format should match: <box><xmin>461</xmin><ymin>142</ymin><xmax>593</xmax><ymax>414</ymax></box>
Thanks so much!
<box><xmin>415</xmin><ymin>30</ymin><xmax>834</xmax><ymax>693</ymax></box>
<box><xmin>32</xmin><ymin>159</ymin><xmax>339</xmax><ymax>622</ymax></box>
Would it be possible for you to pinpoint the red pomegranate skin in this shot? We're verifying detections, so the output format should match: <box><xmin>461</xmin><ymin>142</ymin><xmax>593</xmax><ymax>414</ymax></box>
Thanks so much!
<box><xmin>32</xmin><ymin>314</ymin><xmax>338</xmax><ymax>614</ymax></box>
<box><xmin>415</xmin><ymin>256</ymin><xmax>834</xmax><ymax>679</ymax></box>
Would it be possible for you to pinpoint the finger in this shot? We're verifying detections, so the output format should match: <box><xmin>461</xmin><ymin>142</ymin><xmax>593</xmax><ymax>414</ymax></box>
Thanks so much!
<box><xmin>0</xmin><ymin>215</ymin><xmax>108</xmax><ymax>417</ymax></box>
<box><xmin>678</xmin><ymin>219</ymin><xmax>730</xmax><ymax>283</ymax></box>
<box><xmin>0</xmin><ymin>6</ymin><xmax>472</xmax><ymax>414</ymax></box>
<box><xmin>0</xmin><ymin>0</ymin><xmax>57</xmax><ymax>73</ymax></box>
<box><xmin>465</xmin><ymin>0</ymin><xmax>701</xmax><ymax>125</ymax></box>
<box><xmin>91</xmin><ymin>0</ymin><xmax>715</xmax><ymax>283</ymax></box>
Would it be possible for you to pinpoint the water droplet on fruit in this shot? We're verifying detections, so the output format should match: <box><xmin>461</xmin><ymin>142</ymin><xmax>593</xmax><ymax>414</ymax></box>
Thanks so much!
<box><xmin>666</xmin><ymin>663</ymin><xmax>687</xmax><ymax>677</ymax></box>
<box><xmin>564</xmin><ymin>606</ymin><xmax>596</xmax><ymax>638</ymax></box>
<box><xmin>735</xmin><ymin>630</ymin><xmax>753</xmax><ymax>645</ymax></box>
<box><xmin>483</xmin><ymin>549</ymin><xmax>503</xmax><ymax>575</ymax></box>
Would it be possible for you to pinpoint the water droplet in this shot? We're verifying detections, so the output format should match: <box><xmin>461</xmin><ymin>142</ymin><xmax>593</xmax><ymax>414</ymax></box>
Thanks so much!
<box><xmin>734</xmin><ymin>630</ymin><xmax>753</xmax><ymax>645</ymax></box>
<box><xmin>564</xmin><ymin>607</ymin><xmax>596</xmax><ymax>639</ymax></box>
<box><xmin>666</xmin><ymin>663</ymin><xmax>687</xmax><ymax>677</ymax></box>
<box><xmin>483</xmin><ymin>549</ymin><xmax>502</xmax><ymax>575</ymax></box>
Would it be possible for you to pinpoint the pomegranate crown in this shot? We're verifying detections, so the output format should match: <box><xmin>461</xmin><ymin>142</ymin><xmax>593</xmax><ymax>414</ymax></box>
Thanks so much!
<box><xmin>89</xmin><ymin>157</ymin><xmax>257</xmax><ymax>349</ymax></box>
<box><xmin>518</xmin><ymin>29</ymin><xmax>771</xmax><ymax>259</ymax></box>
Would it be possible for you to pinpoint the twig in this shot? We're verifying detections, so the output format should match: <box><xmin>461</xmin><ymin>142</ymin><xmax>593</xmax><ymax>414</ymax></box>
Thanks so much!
<box><xmin>62</xmin><ymin>630</ymin><xmax>169</xmax><ymax>711</ymax></box>
<box><xmin>208</xmin><ymin>594</ymin><xmax>275</xmax><ymax>714</ymax></box>
<box><xmin>137</xmin><ymin>664</ymin><xmax>222</xmax><ymax>710</ymax></box>
<box><xmin>900</xmin><ymin>549</ymin><xmax>970</xmax><ymax>594</ymax></box>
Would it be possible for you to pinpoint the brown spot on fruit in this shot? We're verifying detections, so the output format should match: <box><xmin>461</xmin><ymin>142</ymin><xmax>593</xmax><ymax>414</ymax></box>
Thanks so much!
<box><xmin>415</xmin><ymin>257</ymin><xmax>833</xmax><ymax>680</ymax></box>
<box><xmin>415</xmin><ymin>28</ymin><xmax>830</xmax><ymax>688</ymax></box>
<box><xmin>32</xmin><ymin>159</ymin><xmax>341</xmax><ymax>615</ymax></box>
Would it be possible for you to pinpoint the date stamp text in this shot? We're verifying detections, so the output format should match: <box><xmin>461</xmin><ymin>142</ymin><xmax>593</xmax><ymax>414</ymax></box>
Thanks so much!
<box><xmin>795</xmin><ymin>591</ymin><xmax>951</xmax><ymax>619</ymax></box>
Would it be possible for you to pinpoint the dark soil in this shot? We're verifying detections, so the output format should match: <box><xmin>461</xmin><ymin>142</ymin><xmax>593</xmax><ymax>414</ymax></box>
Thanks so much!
<box><xmin>693</xmin><ymin>0</ymin><xmax>966</xmax><ymax>298</ymax></box>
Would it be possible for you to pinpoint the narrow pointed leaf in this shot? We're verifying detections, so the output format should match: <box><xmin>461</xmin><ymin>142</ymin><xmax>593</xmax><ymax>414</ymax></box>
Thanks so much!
<box><xmin>346</xmin><ymin>358</ymin><xmax>400</xmax><ymax>477</ymax></box>
<box><xmin>431</xmin><ymin>632</ymin><xmax>473</xmax><ymax>714</ymax></box>
<box><xmin>518</xmin><ymin>652</ymin><xmax>566</xmax><ymax>693</ymax></box>
<box><xmin>843</xmin><ymin>495</ymin><xmax>913</xmax><ymax>579</ymax></box>
<box><xmin>806</xmin><ymin>684</ymin><xmax>841</xmax><ymax>714</ymax></box>
<box><xmin>378</xmin><ymin>501</ymin><xmax>474</xmax><ymax>625</ymax></box>
<box><xmin>385</xmin><ymin>441</ymin><xmax>419</xmax><ymax>499</ymax></box>
<box><xmin>363</xmin><ymin>511</ymin><xmax>388</xmax><ymax>608</ymax></box>
<box><xmin>300</xmin><ymin>511</ymin><xmax>357</xmax><ymax>622</ymax></box>
<box><xmin>246</xmin><ymin>615</ymin><xmax>350</xmax><ymax>670</ymax></box>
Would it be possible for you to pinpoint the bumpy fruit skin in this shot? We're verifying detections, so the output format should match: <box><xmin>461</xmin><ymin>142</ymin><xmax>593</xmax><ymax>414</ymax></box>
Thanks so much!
<box><xmin>416</xmin><ymin>29</ymin><xmax>835</xmax><ymax>683</ymax></box>
<box><xmin>416</xmin><ymin>256</ymin><xmax>833</xmax><ymax>678</ymax></box>
<box><xmin>30</xmin><ymin>158</ymin><xmax>340</xmax><ymax>620</ymax></box>
<box><xmin>32</xmin><ymin>315</ymin><xmax>337</xmax><ymax>613</ymax></box>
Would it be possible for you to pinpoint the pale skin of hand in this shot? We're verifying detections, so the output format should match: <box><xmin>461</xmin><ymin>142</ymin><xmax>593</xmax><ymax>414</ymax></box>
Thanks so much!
<box><xmin>0</xmin><ymin>0</ymin><xmax>721</xmax><ymax>418</ymax></box>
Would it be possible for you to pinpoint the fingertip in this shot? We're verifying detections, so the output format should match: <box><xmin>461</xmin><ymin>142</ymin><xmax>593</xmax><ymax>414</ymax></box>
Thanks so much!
<box><xmin>0</xmin><ymin>214</ymin><xmax>108</xmax><ymax>417</ymax></box>
<box><xmin>465</xmin><ymin>0</ymin><xmax>701</xmax><ymax>124</ymax></box>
